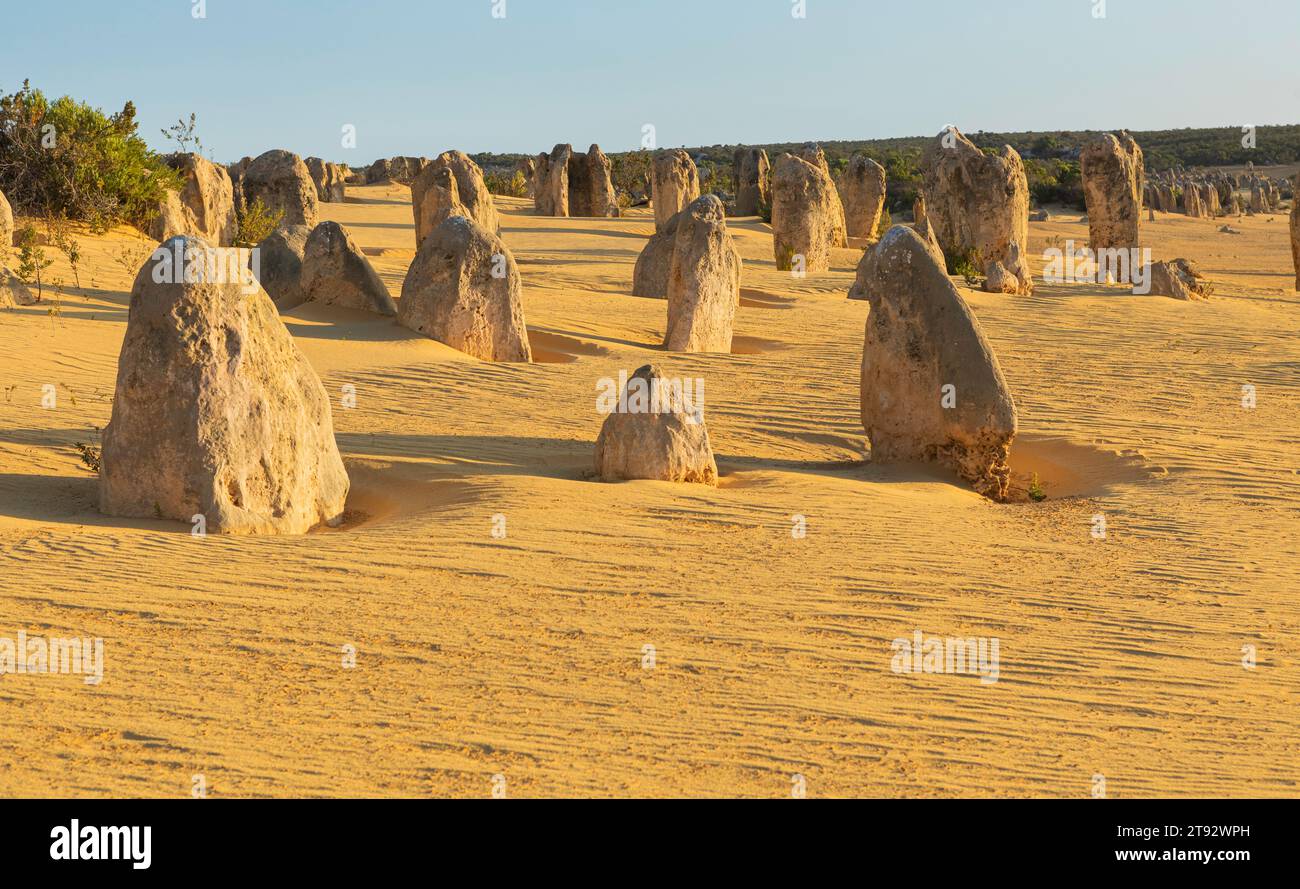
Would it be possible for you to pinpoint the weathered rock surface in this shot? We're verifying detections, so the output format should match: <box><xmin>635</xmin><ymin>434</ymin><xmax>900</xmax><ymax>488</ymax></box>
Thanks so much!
<box><xmin>733</xmin><ymin>147</ymin><xmax>770</xmax><ymax>216</ymax></box>
<box><xmin>533</xmin><ymin>144</ymin><xmax>572</xmax><ymax>217</ymax></box>
<box><xmin>98</xmin><ymin>235</ymin><xmax>349</xmax><ymax>534</ymax></box>
<box><xmin>412</xmin><ymin>165</ymin><xmax>468</xmax><ymax>246</ymax></box>
<box><xmin>796</xmin><ymin>142</ymin><xmax>830</xmax><ymax>176</ymax></box>
<box><xmin>305</xmin><ymin>157</ymin><xmax>347</xmax><ymax>203</ymax></box>
<box><xmin>1202</xmin><ymin>183</ymin><xmax>1221</xmax><ymax>217</ymax></box>
<box><xmin>243</xmin><ymin>149</ymin><xmax>319</xmax><ymax>228</ymax></box>
<box><xmin>593</xmin><ymin>364</ymin><xmax>717</xmax><ymax>485</ymax></box>
<box><xmin>1292</xmin><ymin>178</ymin><xmax>1300</xmax><ymax>290</ymax></box>
<box><xmin>398</xmin><ymin>215</ymin><xmax>531</xmax><ymax>362</ymax></box>
<box><xmin>227</xmin><ymin>156</ymin><xmax>251</xmax><ymax>216</ymax></box>
<box><xmin>920</xmin><ymin>127</ymin><xmax>1030</xmax><ymax>272</ymax></box>
<box><xmin>771</xmin><ymin>153</ymin><xmax>845</xmax><ymax>272</ymax></box>
<box><xmin>1</xmin><ymin>268</ymin><xmax>35</xmax><ymax>308</ymax></box>
<box><xmin>251</xmin><ymin>224</ymin><xmax>311</xmax><ymax>310</ymax></box>
<box><xmin>367</xmin><ymin>156</ymin><xmax>429</xmax><ymax>185</ymax></box>
<box><xmin>631</xmin><ymin>210</ymin><xmax>680</xmax><ymax>299</ymax></box>
<box><xmin>857</xmin><ymin>226</ymin><xmax>1018</xmax><ymax>501</ymax></box>
<box><xmin>664</xmin><ymin>195</ymin><xmax>740</xmax><ymax>352</ymax></box>
<box><xmin>1080</xmin><ymin>132</ymin><xmax>1144</xmax><ymax>250</ymax></box>
<box><xmin>840</xmin><ymin>154</ymin><xmax>887</xmax><ymax>241</ymax></box>
<box><xmin>149</xmin><ymin>153</ymin><xmax>237</xmax><ymax>246</ymax></box>
<box><xmin>1</xmin><ymin>186</ymin><xmax>15</xmax><ymax>253</ymax></box>
<box><xmin>299</xmin><ymin>221</ymin><xmax>396</xmax><ymax>315</ymax></box>
<box><xmin>983</xmin><ymin>241</ymin><xmax>1032</xmax><ymax>294</ymax></box>
<box><xmin>913</xmin><ymin>216</ymin><xmax>947</xmax><ymax>268</ymax></box>
<box><xmin>1148</xmin><ymin>257</ymin><xmax>1208</xmax><ymax>300</ymax></box>
<box><xmin>651</xmin><ymin>150</ymin><xmax>700</xmax><ymax>232</ymax></box>
<box><xmin>567</xmin><ymin>144</ymin><xmax>619</xmax><ymax>217</ymax></box>
<box><xmin>412</xmin><ymin>150</ymin><xmax>499</xmax><ymax>245</ymax></box>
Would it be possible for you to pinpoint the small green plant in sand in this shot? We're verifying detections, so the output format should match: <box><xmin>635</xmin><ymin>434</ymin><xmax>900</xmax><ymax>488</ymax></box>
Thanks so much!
<box><xmin>1027</xmin><ymin>473</ymin><xmax>1047</xmax><ymax>502</ymax></box>
<box><xmin>944</xmin><ymin>245</ymin><xmax>981</xmax><ymax>279</ymax></box>
<box><xmin>233</xmin><ymin>197</ymin><xmax>283</xmax><ymax>248</ymax></box>
<box><xmin>15</xmin><ymin>225</ymin><xmax>53</xmax><ymax>302</ymax></box>
<box><xmin>47</xmin><ymin>216</ymin><xmax>83</xmax><ymax>289</ymax></box>
<box><xmin>74</xmin><ymin>440</ymin><xmax>101</xmax><ymax>474</ymax></box>
<box><xmin>111</xmin><ymin>235</ymin><xmax>154</xmax><ymax>280</ymax></box>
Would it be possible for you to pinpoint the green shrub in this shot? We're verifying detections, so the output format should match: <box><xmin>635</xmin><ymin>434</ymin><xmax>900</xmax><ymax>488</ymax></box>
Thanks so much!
<box><xmin>609</xmin><ymin>150</ymin><xmax>651</xmax><ymax>203</ymax></box>
<box><xmin>0</xmin><ymin>80</ymin><xmax>181</xmax><ymax>231</ymax></box>
<box><xmin>943</xmin><ymin>245</ymin><xmax>981</xmax><ymax>279</ymax></box>
<box><xmin>233</xmin><ymin>198</ymin><xmax>283</xmax><ymax>249</ymax></box>
<box><xmin>1024</xmin><ymin>158</ymin><xmax>1084</xmax><ymax>210</ymax></box>
<box><xmin>14</xmin><ymin>224</ymin><xmax>52</xmax><ymax>301</ymax></box>
<box><xmin>74</xmin><ymin>440</ymin><xmax>102</xmax><ymax>474</ymax></box>
<box><xmin>875</xmin><ymin>207</ymin><xmax>892</xmax><ymax>240</ymax></box>
<box><xmin>484</xmin><ymin>169</ymin><xmax>527</xmax><ymax>197</ymax></box>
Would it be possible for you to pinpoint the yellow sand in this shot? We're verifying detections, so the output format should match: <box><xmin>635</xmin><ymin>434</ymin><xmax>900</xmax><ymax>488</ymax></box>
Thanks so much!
<box><xmin>0</xmin><ymin>182</ymin><xmax>1296</xmax><ymax>798</ymax></box>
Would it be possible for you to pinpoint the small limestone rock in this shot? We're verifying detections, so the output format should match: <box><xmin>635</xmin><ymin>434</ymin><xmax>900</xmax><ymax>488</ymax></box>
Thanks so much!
<box><xmin>920</xmin><ymin>127</ymin><xmax>1029</xmax><ymax>273</ymax></box>
<box><xmin>733</xmin><ymin>147</ymin><xmax>770</xmax><ymax>216</ymax></box>
<box><xmin>651</xmin><ymin>150</ymin><xmax>700</xmax><ymax>232</ymax></box>
<box><xmin>850</xmin><ymin>215</ymin><xmax>947</xmax><ymax>301</ymax></box>
<box><xmin>398</xmin><ymin>215</ymin><xmax>531</xmax><ymax>362</ymax></box>
<box><xmin>857</xmin><ymin>226</ymin><xmax>1018</xmax><ymax>501</ymax></box>
<box><xmin>1292</xmin><ymin>177</ymin><xmax>1300</xmax><ymax>290</ymax></box>
<box><xmin>593</xmin><ymin>364</ymin><xmax>717</xmax><ymax>485</ymax></box>
<box><xmin>243</xmin><ymin>149</ymin><xmax>319</xmax><ymax>228</ymax></box>
<box><xmin>631</xmin><ymin>210</ymin><xmax>680</xmax><ymax>299</ymax></box>
<box><xmin>533</xmin><ymin>144</ymin><xmax>572</xmax><ymax>217</ymax></box>
<box><xmin>1080</xmin><ymin>132</ymin><xmax>1144</xmax><ymax>251</ymax></box>
<box><xmin>98</xmin><ymin>235</ymin><xmax>349</xmax><ymax>534</ymax></box>
<box><xmin>771</xmin><ymin>153</ymin><xmax>845</xmax><ymax>273</ymax></box>
<box><xmin>0</xmin><ymin>187</ymin><xmax>12</xmax><ymax>253</ymax></box>
<box><xmin>840</xmin><ymin>154</ymin><xmax>887</xmax><ymax>241</ymax></box>
<box><xmin>567</xmin><ymin>144</ymin><xmax>619</xmax><ymax>218</ymax></box>
<box><xmin>413</xmin><ymin>165</ymin><xmax>470</xmax><ymax>249</ymax></box>
<box><xmin>983</xmin><ymin>261</ymin><xmax>1019</xmax><ymax>294</ymax></box>
<box><xmin>983</xmin><ymin>241</ymin><xmax>1032</xmax><ymax>294</ymax></box>
<box><xmin>1148</xmin><ymin>261</ymin><xmax>1192</xmax><ymax>300</ymax></box>
<box><xmin>367</xmin><ymin>156</ymin><xmax>429</xmax><ymax>185</ymax></box>
<box><xmin>251</xmin><ymin>224</ymin><xmax>311</xmax><ymax>310</ymax></box>
<box><xmin>305</xmin><ymin>157</ymin><xmax>347</xmax><ymax>203</ymax></box>
<box><xmin>149</xmin><ymin>153</ymin><xmax>237</xmax><ymax>246</ymax></box>
<box><xmin>664</xmin><ymin>195</ymin><xmax>740</xmax><ymax>352</ymax></box>
<box><xmin>299</xmin><ymin>221</ymin><xmax>396</xmax><ymax>315</ymax></box>
<box><xmin>1</xmin><ymin>268</ymin><xmax>35</xmax><ymax>308</ymax></box>
<box><xmin>412</xmin><ymin>150</ymin><xmax>500</xmax><ymax>245</ymax></box>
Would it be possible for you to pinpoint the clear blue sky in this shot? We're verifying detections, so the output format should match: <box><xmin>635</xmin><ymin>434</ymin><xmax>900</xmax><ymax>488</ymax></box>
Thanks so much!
<box><xmin>3</xmin><ymin>0</ymin><xmax>1297</xmax><ymax>163</ymax></box>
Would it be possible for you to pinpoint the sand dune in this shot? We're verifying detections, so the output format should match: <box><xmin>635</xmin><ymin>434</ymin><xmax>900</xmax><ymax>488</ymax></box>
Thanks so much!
<box><xmin>0</xmin><ymin>184</ymin><xmax>1296</xmax><ymax>797</ymax></box>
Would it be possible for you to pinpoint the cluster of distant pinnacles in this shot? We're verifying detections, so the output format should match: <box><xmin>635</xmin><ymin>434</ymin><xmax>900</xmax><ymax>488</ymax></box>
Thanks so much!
<box><xmin>0</xmin><ymin>127</ymin><xmax>1293</xmax><ymax>534</ymax></box>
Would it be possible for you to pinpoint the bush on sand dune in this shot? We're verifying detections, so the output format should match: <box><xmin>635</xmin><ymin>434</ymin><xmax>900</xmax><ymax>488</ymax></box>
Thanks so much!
<box><xmin>0</xmin><ymin>80</ymin><xmax>180</xmax><ymax>232</ymax></box>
